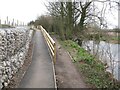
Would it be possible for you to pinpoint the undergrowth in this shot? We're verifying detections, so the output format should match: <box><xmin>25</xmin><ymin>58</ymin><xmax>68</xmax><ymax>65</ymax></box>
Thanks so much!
<box><xmin>59</xmin><ymin>40</ymin><xmax>120</xmax><ymax>89</ymax></box>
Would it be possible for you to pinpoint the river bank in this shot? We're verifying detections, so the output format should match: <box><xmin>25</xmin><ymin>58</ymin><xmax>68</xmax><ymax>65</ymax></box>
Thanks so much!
<box><xmin>82</xmin><ymin>40</ymin><xmax>120</xmax><ymax>80</ymax></box>
<box><xmin>52</xmin><ymin>37</ymin><xmax>88</xmax><ymax>88</ymax></box>
<box><xmin>59</xmin><ymin>39</ymin><xmax>120</xmax><ymax>88</ymax></box>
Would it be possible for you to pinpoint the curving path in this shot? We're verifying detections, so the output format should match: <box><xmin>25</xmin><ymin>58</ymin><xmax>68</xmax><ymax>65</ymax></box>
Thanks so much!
<box><xmin>19</xmin><ymin>30</ymin><xmax>55</xmax><ymax>88</ymax></box>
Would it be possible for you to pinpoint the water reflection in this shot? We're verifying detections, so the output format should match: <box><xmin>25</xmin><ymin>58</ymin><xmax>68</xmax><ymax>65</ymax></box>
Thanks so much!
<box><xmin>82</xmin><ymin>41</ymin><xmax>120</xmax><ymax>81</ymax></box>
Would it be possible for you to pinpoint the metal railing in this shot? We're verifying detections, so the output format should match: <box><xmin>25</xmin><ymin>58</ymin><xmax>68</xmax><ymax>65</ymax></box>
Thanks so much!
<box><xmin>38</xmin><ymin>26</ymin><xmax>56</xmax><ymax>64</ymax></box>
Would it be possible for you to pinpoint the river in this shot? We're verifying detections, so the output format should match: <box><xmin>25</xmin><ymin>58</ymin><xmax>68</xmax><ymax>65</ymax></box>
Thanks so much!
<box><xmin>82</xmin><ymin>41</ymin><xmax>120</xmax><ymax>81</ymax></box>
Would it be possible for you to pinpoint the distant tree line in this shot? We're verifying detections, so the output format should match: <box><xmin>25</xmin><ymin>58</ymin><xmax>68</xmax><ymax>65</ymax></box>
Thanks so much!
<box><xmin>28</xmin><ymin>0</ymin><xmax>118</xmax><ymax>45</ymax></box>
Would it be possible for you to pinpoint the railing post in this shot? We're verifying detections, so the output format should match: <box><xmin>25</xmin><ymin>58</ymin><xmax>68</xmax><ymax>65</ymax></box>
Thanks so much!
<box><xmin>53</xmin><ymin>43</ymin><xmax>56</xmax><ymax>64</ymax></box>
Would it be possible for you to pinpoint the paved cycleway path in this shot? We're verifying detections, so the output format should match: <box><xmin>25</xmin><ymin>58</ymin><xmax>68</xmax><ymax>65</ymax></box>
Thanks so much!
<box><xmin>19</xmin><ymin>30</ymin><xmax>55</xmax><ymax>88</ymax></box>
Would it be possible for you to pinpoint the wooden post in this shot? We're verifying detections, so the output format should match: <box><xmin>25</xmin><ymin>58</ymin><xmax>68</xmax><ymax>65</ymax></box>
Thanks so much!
<box><xmin>53</xmin><ymin>43</ymin><xmax>56</xmax><ymax>64</ymax></box>
<box><xmin>17</xmin><ymin>20</ymin><xmax>19</xmax><ymax>26</ymax></box>
<box><xmin>4</xmin><ymin>20</ymin><xmax>6</xmax><ymax>24</ymax></box>
<box><xmin>12</xmin><ymin>19</ymin><xmax>14</xmax><ymax>26</ymax></box>
<box><xmin>8</xmin><ymin>21</ymin><xmax>10</xmax><ymax>25</ymax></box>
<box><xmin>0</xmin><ymin>19</ymin><xmax>1</xmax><ymax>27</ymax></box>
<box><xmin>0</xmin><ymin>19</ymin><xmax>1</xmax><ymax>25</ymax></box>
<box><xmin>7</xmin><ymin>16</ymin><xmax>8</xmax><ymax>25</ymax></box>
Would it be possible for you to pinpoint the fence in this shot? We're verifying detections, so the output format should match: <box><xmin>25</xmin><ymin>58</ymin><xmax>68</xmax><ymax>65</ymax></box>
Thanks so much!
<box><xmin>0</xmin><ymin>18</ymin><xmax>25</xmax><ymax>26</ymax></box>
<box><xmin>40</xmin><ymin>26</ymin><xmax>56</xmax><ymax>64</ymax></box>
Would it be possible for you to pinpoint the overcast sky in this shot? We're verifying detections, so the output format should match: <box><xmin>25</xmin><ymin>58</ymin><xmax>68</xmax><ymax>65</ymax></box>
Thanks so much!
<box><xmin>0</xmin><ymin>0</ymin><xmax>118</xmax><ymax>28</ymax></box>
<box><xmin>0</xmin><ymin>0</ymin><xmax>48</xmax><ymax>24</ymax></box>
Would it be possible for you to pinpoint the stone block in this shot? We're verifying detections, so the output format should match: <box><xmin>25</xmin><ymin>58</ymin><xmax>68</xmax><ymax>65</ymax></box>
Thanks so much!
<box><xmin>0</xmin><ymin>27</ymin><xmax>33</xmax><ymax>89</ymax></box>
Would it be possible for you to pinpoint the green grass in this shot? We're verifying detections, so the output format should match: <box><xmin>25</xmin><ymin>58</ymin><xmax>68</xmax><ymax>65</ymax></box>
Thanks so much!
<box><xmin>87</xmin><ymin>34</ymin><xmax>120</xmax><ymax>43</ymax></box>
<box><xmin>59</xmin><ymin>40</ymin><xmax>120</xmax><ymax>89</ymax></box>
<box><xmin>0</xmin><ymin>24</ymin><xmax>14</xmax><ymax>28</ymax></box>
<box><xmin>111</xmin><ymin>36</ymin><xmax>120</xmax><ymax>41</ymax></box>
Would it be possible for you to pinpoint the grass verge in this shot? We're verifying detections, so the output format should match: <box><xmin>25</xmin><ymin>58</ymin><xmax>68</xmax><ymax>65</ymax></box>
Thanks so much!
<box><xmin>0</xmin><ymin>24</ymin><xmax>14</xmax><ymax>28</ymax></box>
<box><xmin>59</xmin><ymin>40</ymin><xmax>120</xmax><ymax>89</ymax></box>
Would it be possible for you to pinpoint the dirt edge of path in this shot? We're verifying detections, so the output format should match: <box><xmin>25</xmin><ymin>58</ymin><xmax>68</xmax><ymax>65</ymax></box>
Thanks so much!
<box><xmin>5</xmin><ymin>42</ymin><xmax>34</xmax><ymax>88</ymax></box>
<box><xmin>53</xmin><ymin>36</ymin><xmax>88</xmax><ymax>88</ymax></box>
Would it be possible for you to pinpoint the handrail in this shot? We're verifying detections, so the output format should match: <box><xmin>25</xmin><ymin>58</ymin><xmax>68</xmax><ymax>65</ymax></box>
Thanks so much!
<box><xmin>38</xmin><ymin>25</ymin><xmax>56</xmax><ymax>64</ymax></box>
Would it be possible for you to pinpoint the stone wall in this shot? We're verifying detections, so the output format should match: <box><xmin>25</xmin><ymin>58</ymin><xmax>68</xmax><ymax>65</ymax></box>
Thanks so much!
<box><xmin>0</xmin><ymin>27</ymin><xmax>33</xmax><ymax>88</ymax></box>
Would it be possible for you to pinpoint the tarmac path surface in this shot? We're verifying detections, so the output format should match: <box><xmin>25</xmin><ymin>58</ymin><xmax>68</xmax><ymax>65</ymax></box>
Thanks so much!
<box><xmin>19</xmin><ymin>30</ymin><xmax>55</xmax><ymax>88</ymax></box>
